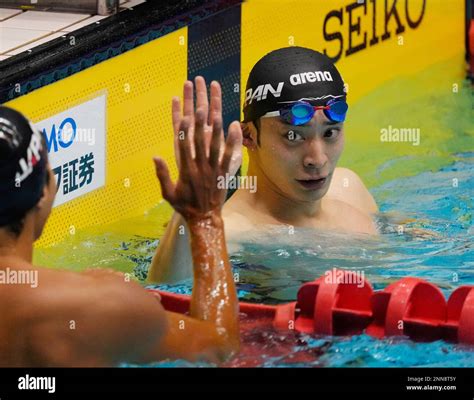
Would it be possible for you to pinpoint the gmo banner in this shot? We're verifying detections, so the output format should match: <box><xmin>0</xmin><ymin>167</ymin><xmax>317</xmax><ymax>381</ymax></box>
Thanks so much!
<box><xmin>36</xmin><ymin>94</ymin><xmax>107</xmax><ymax>207</ymax></box>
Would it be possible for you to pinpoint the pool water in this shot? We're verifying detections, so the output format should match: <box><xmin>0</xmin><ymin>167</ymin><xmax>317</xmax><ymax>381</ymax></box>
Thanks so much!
<box><xmin>128</xmin><ymin>151</ymin><xmax>473</xmax><ymax>368</ymax></box>
<box><xmin>34</xmin><ymin>151</ymin><xmax>473</xmax><ymax>368</ymax></box>
<box><xmin>35</xmin><ymin>151</ymin><xmax>473</xmax><ymax>368</ymax></box>
<box><xmin>34</xmin><ymin>75</ymin><xmax>473</xmax><ymax>367</ymax></box>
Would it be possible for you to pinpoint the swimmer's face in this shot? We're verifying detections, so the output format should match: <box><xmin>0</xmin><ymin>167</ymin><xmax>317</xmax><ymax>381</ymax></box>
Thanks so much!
<box><xmin>250</xmin><ymin>110</ymin><xmax>344</xmax><ymax>202</ymax></box>
<box><xmin>34</xmin><ymin>164</ymin><xmax>56</xmax><ymax>240</ymax></box>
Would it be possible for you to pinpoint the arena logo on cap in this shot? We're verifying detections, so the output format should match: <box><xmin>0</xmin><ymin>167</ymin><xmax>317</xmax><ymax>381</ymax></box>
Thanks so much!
<box><xmin>289</xmin><ymin>71</ymin><xmax>333</xmax><ymax>85</ymax></box>
<box><xmin>244</xmin><ymin>82</ymin><xmax>284</xmax><ymax>105</ymax></box>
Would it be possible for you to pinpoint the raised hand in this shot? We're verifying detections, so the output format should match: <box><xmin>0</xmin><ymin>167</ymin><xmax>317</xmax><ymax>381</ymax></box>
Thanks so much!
<box><xmin>153</xmin><ymin>101</ymin><xmax>242</xmax><ymax>220</ymax></box>
<box><xmin>152</xmin><ymin>79</ymin><xmax>242</xmax><ymax>359</ymax></box>
<box><xmin>171</xmin><ymin>76</ymin><xmax>242</xmax><ymax>177</ymax></box>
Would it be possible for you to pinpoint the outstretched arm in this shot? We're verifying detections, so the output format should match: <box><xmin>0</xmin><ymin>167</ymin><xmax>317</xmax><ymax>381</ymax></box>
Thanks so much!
<box><xmin>147</xmin><ymin>76</ymin><xmax>242</xmax><ymax>284</ymax></box>
<box><xmin>151</xmin><ymin>103</ymin><xmax>242</xmax><ymax>360</ymax></box>
<box><xmin>8</xmin><ymin>86</ymin><xmax>241</xmax><ymax>366</ymax></box>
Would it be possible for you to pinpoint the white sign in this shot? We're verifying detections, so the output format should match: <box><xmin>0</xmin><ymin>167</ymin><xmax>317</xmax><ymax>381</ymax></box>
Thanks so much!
<box><xmin>36</xmin><ymin>94</ymin><xmax>107</xmax><ymax>207</ymax></box>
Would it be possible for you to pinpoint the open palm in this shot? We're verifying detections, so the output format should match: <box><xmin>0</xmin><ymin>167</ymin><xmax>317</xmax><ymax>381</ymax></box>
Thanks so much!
<box><xmin>171</xmin><ymin>76</ymin><xmax>242</xmax><ymax>177</ymax></box>
<box><xmin>153</xmin><ymin>77</ymin><xmax>242</xmax><ymax>220</ymax></box>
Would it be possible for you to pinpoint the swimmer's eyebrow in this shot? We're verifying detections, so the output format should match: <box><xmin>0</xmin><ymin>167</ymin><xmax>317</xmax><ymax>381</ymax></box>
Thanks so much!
<box><xmin>297</xmin><ymin>120</ymin><xmax>342</xmax><ymax>128</ymax></box>
<box><xmin>276</xmin><ymin>119</ymin><xmax>343</xmax><ymax>129</ymax></box>
<box><xmin>320</xmin><ymin>120</ymin><xmax>343</xmax><ymax>126</ymax></box>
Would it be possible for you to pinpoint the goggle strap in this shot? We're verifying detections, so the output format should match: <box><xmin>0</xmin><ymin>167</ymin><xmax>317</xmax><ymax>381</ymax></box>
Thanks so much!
<box><xmin>261</xmin><ymin>111</ymin><xmax>281</xmax><ymax>118</ymax></box>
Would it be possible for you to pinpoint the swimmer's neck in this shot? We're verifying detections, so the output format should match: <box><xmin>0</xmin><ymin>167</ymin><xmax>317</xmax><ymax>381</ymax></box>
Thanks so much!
<box><xmin>0</xmin><ymin>217</ymin><xmax>35</xmax><ymax>266</ymax></box>
<box><xmin>242</xmin><ymin>162</ymin><xmax>324</xmax><ymax>224</ymax></box>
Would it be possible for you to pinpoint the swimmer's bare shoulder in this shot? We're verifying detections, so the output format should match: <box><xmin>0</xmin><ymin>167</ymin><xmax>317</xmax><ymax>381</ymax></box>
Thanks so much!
<box><xmin>0</xmin><ymin>267</ymin><xmax>167</xmax><ymax>366</ymax></box>
<box><xmin>222</xmin><ymin>208</ymin><xmax>256</xmax><ymax>237</ymax></box>
<box><xmin>322</xmin><ymin>197</ymin><xmax>378</xmax><ymax>235</ymax></box>
<box><xmin>222</xmin><ymin>185</ymin><xmax>377</xmax><ymax>236</ymax></box>
<box><xmin>328</xmin><ymin>167</ymin><xmax>378</xmax><ymax>215</ymax></box>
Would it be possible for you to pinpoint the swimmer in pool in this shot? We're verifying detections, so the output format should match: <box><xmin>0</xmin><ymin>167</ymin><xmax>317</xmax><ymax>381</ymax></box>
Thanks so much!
<box><xmin>148</xmin><ymin>46</ymin><xmax>379</xmax><ymax>283</ymax></box>
<box><xmin>0</xmin><ymin>105</ymin><xmax>241</xmax><ymax>366</ymax></box>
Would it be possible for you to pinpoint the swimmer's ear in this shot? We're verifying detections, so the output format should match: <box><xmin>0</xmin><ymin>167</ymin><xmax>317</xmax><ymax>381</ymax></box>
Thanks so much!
<box><xmin>36</xmin><ymin>185</ymin><xmax>48</xmax><ymax>211</ymax></box>
<box><xmin>241</xmin><ymin>122</ymin><xmax>257</xmax><ymax>150</ymax></box>
<box><xmin>36</xmin><ymin>167</ymin><xmax>55</xmax><ymax>210</ymax></box>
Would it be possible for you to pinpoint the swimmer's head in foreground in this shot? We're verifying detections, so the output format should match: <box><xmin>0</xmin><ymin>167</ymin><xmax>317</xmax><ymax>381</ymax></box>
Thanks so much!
<box><xmin>0</xmin><ymin>106</ymin><xmax>56</xmax><ymax>242</ymax></box>
<box><xmin>242</xmin><ymin>46</ymin><xmax>347</xmax><ymax>202</ymax></box>
<box><xmin>0</xmin><ymin>97</ymin><xmax>241</xmax><ymax>366</ymax></box>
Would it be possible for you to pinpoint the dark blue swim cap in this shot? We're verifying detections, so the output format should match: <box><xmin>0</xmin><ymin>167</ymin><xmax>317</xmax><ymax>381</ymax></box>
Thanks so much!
<box><xmin>243</xmin><ymin>47</ymin><xmax>346</xmax><ymax>122</ymax></box>
<box><xmin>0</xmin><ymin>106</ymin><xmax>48</xmax><ymax>226</ymax></box>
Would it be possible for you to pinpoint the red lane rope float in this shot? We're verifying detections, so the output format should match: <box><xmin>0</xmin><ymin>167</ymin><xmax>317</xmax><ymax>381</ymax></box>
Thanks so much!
<box><xmin>147</xmin><ymin>269</ymin><xmax>474</xmax><ymax>345</ymax></box>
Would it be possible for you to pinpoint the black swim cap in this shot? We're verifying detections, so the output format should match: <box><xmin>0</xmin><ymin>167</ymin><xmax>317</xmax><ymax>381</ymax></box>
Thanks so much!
<box><xmin>0</xmin><ymin>106</ymin><xmax>48</xmax><ymax>226</ymax></box>
<box><xmin>243</xmin><ymin>46</ymin><xmax>346</xmax><ymax>122</ymax></box>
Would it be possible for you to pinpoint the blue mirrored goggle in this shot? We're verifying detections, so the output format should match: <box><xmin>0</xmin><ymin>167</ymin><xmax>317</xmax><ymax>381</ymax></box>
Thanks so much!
<box><xmin>262</xmin><ymin>99</ymin><xmax>348</xmax><ymax>125</ymax></box>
